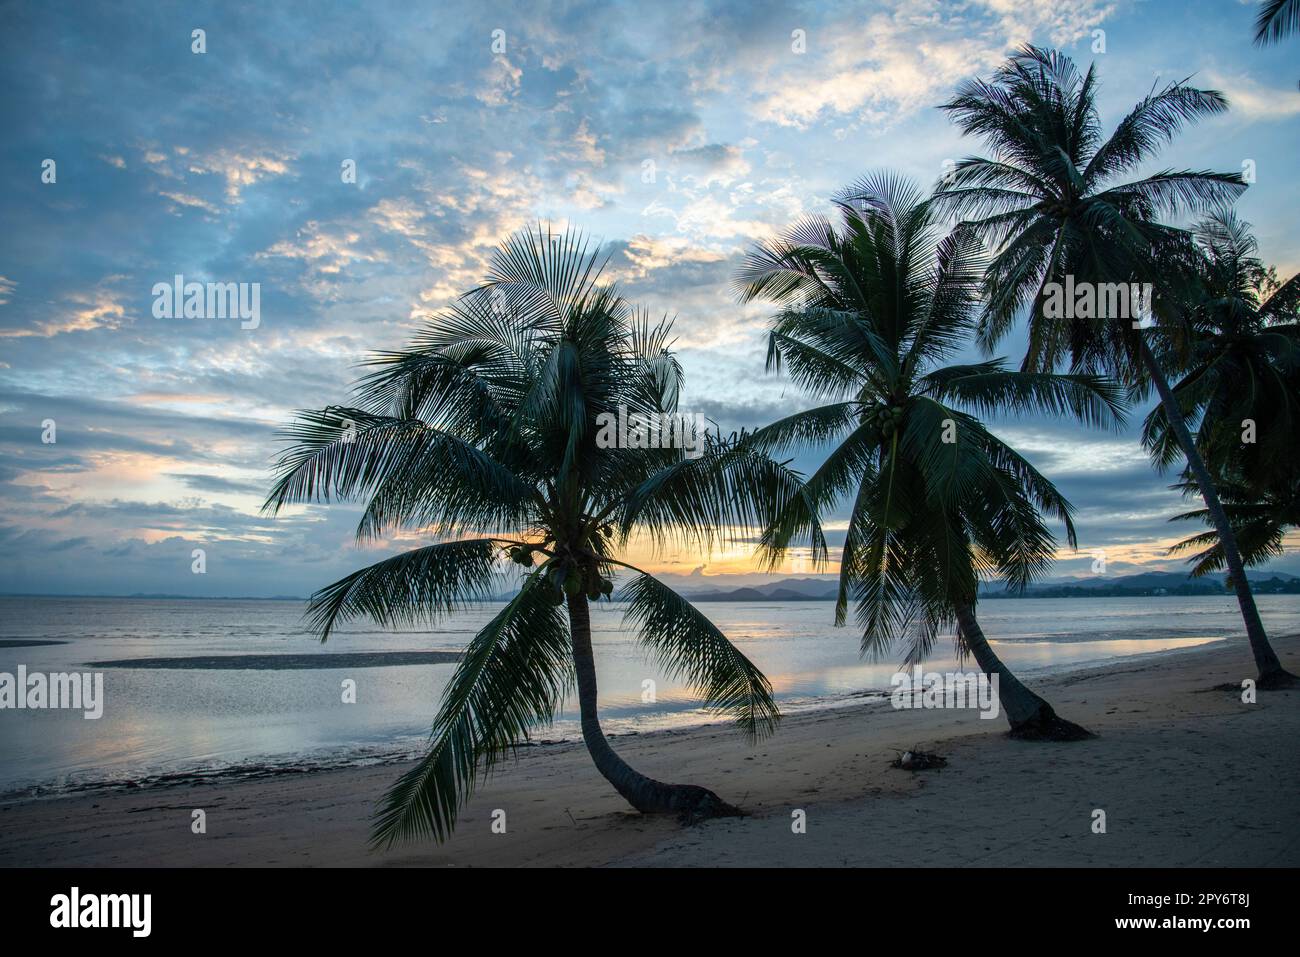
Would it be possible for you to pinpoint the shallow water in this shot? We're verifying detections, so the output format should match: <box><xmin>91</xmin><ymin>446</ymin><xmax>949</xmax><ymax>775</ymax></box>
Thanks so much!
<box><xmin>1</xmin><ymin>593</ymin><xmax>1296</xmax><ymax>796</ymax></box>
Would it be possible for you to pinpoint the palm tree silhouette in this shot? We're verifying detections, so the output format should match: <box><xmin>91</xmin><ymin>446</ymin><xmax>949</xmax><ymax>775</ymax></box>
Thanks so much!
<box><xmin>1144</xmin><ymin>212</ymin><xmax>1300</xmax><ymax>493</ymax></box>
<box><xmin>736</xmin><ymin>174</ymin><xmax>1126</xmax><ymax>739</ymax></box>
<box><xmin>265</xmin><ymin>226</ymin><xmax>805</xmax><ymax>845</ymax></box>
<box><xmin>933</xmin><ymin>47</ymin><xmax>1293</xmax><ymax>687</ymax></box>
<box><xmin>1148</xmin><ymin>212</ymin><xmax>1300</xmax><ymax>597</ymax></box>
<box><xmin>1171</xmin><ymin>475</ymin><xmax>1300</xmax><ymax>579</ymax></box>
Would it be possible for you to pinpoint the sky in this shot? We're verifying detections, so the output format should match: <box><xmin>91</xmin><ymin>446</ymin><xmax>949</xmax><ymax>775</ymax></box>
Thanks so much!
<box><xmin>1</xmin><ymin>0</ymin><xmax>1297</xmax><ymax>598</ymax></box>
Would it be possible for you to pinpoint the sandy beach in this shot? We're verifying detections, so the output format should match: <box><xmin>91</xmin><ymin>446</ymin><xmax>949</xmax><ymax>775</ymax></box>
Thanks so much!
<box><xmin>2</xmin><ymin>634</ymin><xmax>1296</xmax><ymax>868</ymax></box>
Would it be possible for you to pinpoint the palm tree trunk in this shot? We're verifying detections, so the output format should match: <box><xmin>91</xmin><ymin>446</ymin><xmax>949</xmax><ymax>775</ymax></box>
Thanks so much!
<box><xmin>955</xmin><ymin>604</ymin><xmax>1092</xmax><ymax>740</ymax></box>
<box><xmin>566</xmin><ymin>592</ymin><xmax>741</xmax><ymax>820</ymax></box>
<box><xmin>1139</xmin><ymin>341</ymin><xmax>1295</xmax><ymax>687</ymax></box>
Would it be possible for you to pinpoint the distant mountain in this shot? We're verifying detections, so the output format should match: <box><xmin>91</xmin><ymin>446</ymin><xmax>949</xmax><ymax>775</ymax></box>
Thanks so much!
<box><xmin>685</xmin><ymin>578</ymin><xmax>840</xmax><ymax>601</ymax></box>
<box><xmin>0</xmin><ymin>592</ymin><xmax>309</xmax><ymax>601</ymax></box>
<box><xmin>984</xmin><ymin>570</ymin><xmax>1300</xmax><ymax>598</ymax></box>
<box><xmin>754</xmin><ymin>577</ymin><xmax>844</xmax><ymax>597</ymax></box>
<box><xmin>680</xmin><ymin>571</ymin><xmax>1300</xmax><ymax>602</ymax></box>
<box><xmin>12</xmin><ymin>570</ymin><xmax>1294</xmax><ymax>603</ymax></box>
<box><xmin>689</xmin><ymin>586</ymin><xmax>773</xmax><ymax>601</ymax></box>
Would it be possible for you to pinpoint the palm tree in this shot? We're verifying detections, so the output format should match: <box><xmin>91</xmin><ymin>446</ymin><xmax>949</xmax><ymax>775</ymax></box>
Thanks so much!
<box><xmin>735</xmin><ymin>174</ymin><xmax>1128</xmax><ymax>739</ymax></box>
<box><xmin>1254</xmin><ymin>1</ymin><xmax>1299</xmax><ymax>44</ymax></box>
<box><xmin>264</xmin><ymin>226</ymin><xmax>804</xmax><ymax>845</ymax></box>
<box><xmin>1145</xmin><ymin>212</ymin><xmax>1300</xmax><ymax>592</ymax></box>
<box><xmin>933</xmin><ymin>45</ymin><xmax>1244</xmax><ymax>368</ymax></box>
<box><xmin>1169</xmin><ymin>474</ymin><xmax>1300</xmax><ymax>579</ymax></box>
<box><xmin>933</xmin><ymin>47</ymin><xmax>1294</xmax><ymax>688</ymax></box>
<box><xmin>1143</xmin><ymin>212</ymin><xmax>1300</xmax><ymax>498</ymax></box>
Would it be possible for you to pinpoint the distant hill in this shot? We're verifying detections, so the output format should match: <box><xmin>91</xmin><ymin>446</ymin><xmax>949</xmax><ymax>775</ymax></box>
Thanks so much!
<box><xmin>681</xmin><ymin>572</ymin><xmax>1300</xmax><ymax>602</ymax></box>
<box><xmin>982</xmin><ymin>571</ymin><xmax>1300</xmax><ymax>599</ymax></box>
<box><xmin>754</xmin><ymin>577</ymin><xmax>844</xmax><ymax>597</ymax></box>
<box><xmin>0</xmin><ymin>592</ymin><xmax>309</xmax><ymax>601</ymax></box>
<box><xmin>685</xmin><ymin>578</ymin><xmax>840</xmax><ymax>601</ymax></box>
<box><xmin>6</xmin><ymin>571</ymin><xmax>1297</xmax><ymax>603</ymax></box>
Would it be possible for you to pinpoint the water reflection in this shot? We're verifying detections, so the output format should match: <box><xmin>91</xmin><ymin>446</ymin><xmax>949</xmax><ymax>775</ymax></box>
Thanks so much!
<box><xmin>0</xmin><ymin>595</ymin><xmax>1294</xmax><ymax>795</ymax></box>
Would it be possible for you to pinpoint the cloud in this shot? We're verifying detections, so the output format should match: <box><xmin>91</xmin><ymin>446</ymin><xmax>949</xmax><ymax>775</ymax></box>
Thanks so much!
<box><xmin>258</xmin><ymin>220</ymin><xmax>385</xmax><ymax>277</ymax></box>
<box><xmin>0</xmin><ymin>0</ymin><xmax>1295</xmax><ymax>595</ymax></box>
<box><xmin>0</xmin><ymin>279</ymin><xmax>134</xmax><ymax>338</ymax></box>
<box><xmin>185</xmin><ymin>149</ymin><xmax>294</xmax><ymax>202</ymax></box>
<box><xmin>608</xmin><ymin>235</ymin><xmax>728</xmax><ymax>281</ymax></box>
<box><xmin>158</xmin><ymin>190</ymin><xmax>221</xmax><ymax>215</ymax></box>
<box><xmin>1205</xmin><ymin>71</ymin><xmax>1300</xmax><ymax>121</ymax></box>
<box><xmin>167</xmin><ymin>473</ymin><xmax>268</xmax><ymax>495</ymax></box>
<box><xmin>748</xmin><ymin>0</ymin><xmax>1114</xmax><ymax>131</ymax></box>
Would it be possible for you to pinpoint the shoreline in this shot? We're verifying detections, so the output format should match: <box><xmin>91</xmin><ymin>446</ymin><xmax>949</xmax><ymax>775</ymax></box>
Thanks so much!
<box><xmin>1</xmin><ymin>634</ymin><xmax>1295</xmax><ymax>867</ymax></box>
<box><xmin>84</xmin><ymin>650</ymin><xmax>464</xmax><ymax>670</ymax></box>
<box><xmin>3</xmin><ymin>634</ymin><xmax>1227</xmax><ymax>803</ymax></box>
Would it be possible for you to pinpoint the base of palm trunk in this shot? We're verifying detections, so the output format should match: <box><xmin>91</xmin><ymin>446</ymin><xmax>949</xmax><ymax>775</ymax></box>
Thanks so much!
<box><xmin>1008</xmin><ymin>704</ymin><xmax>1094</xmax><ymax>741</ymax></box>
<box><xmin>637</xmin><ymin>784</ymin><xmax>744</xmax><ymax>825</ymax></box>
<box><xmin>1256</xmin><ymin>667</ymin><xmax>1299</xmax><ymax>690</ymax></box>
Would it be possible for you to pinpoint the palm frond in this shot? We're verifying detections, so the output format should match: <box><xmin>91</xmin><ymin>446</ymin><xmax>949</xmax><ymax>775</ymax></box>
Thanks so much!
<box><xmin>1254</xmin><ymin>0</ymin><xmax>1300</xmax><ymax>44</ymax></box>
<box><xmin>370</xmin><ymin>570</ymin><xmax>572</xmax><ymax>846</ymax></box>
<box><xmin>263</xmin><ymin>408</ymin><xmax>537</xmax><ymax>541</ymax></box>
<box><xmin>1095</xmin><ymin>170</ymin><xmax>1246</xmax><ymax>217</ymax></box>
<box><xmin>305</xmin><ymin>538</ymin><xmax>507</xmax><ymax>641</ymax></box>
<box><xmin>1085</xmin><ymin>84</ymin><xmax>1231</xmax><ymax>183</ymax></box>
<box><xmin>482</xmin><ymin>223</ymin><xmax>609</xmax><ymax>328</ymax></box>
<box><xmin>620</xmin><ymin>432</ymin><xmax>827</xmax><ymax>564</ymax></box>
<box><xmin>620</xmin><ymin>571</ymin><xmax>779</xmax><ymax>740</ymax></box>
<box><xmin>919</xmin><ymin>363</ymin><xmax>1128</xmax><ymax>430</ymax></box>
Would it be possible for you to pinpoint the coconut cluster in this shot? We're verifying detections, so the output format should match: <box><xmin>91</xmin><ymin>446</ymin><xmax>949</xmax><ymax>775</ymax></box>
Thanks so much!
<box><xmin>540</xmin><ymin>563</ymin><xmax>614</xmax><ymax>605</ymax></box>
<box><xmin>863</xmin><ymin>401</ymin><xmax>906</xmax><ymax>437</ymax></box>
<box><xmin>509</xmin><ymin>527</ymin><xmax>617</xmax><ymax>606</ymax></box>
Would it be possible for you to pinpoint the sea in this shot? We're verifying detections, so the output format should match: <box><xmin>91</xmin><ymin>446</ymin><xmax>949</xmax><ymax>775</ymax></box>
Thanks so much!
<box><xmin>2</xmin><ymin>593</ymin><xmax>1297</xmax><ymax>798</ymax></box>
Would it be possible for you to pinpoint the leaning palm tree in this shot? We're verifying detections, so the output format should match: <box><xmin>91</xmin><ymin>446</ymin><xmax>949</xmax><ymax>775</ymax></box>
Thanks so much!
<box><xmin>1146</xmin><ymin>213</ymin><xmax>1300</xmax><ymax>598</ymax></box>
<box><xmin>933</xmin><ymin>47</ymin><xmax>1294</xmax><ymax>688</ymax></box>
<box><xmin>265</xmin><ymin>226</ymin><xmax>803</xmax><ymax>845</ymax></box>
<box><xmin>736</xmin><ymin>174</ymin><xmax>1128</xmax><ymax>739</ymax></box>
